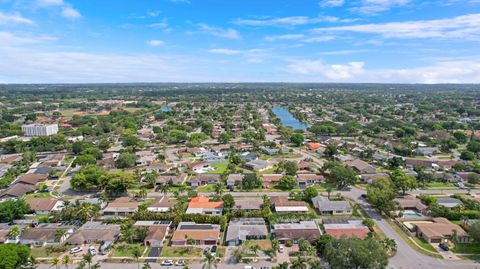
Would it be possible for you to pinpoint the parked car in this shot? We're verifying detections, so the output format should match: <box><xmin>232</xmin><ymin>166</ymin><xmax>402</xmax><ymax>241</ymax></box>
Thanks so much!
<box><xmin>203</xmin><ymin>247</ymin><xmax>210</xmax><ymax>255</ymax></box>
<box><xmin>88</xmin><ymin>246</ymin><xmax>97</xmax><ymax>256</ymax></box>
<box><xmin>439</xmin><ymin>243</ymin><xmax>449</xmax><ymax>251</ymax></box>
<box><xmin>161</xmin><ymin>260</ymin><xmax>174</xmax><ymax>266</ymax></box>
<box><xmin>244</xmin><ymin>266</ymin><xmax>256</xmax><ymax>269</ymax></box>
<box><xmin>174</xmin><ymin>260</ymin><xmax>186</xmax><ymax>266</ymax></box>
<box><xmin>211</xmin><ymin>245</ymin><xmax>217</xmax><ymax>256</ymax></box>
<box><xmin>279</xmin><ymin>245</ymin><xmax>284</xmax><ymax>253</ymax></box>
<box><xmin>69</xmin><ymin>247</ymin><xmax>82</xmax><ymax>254</ymax></box>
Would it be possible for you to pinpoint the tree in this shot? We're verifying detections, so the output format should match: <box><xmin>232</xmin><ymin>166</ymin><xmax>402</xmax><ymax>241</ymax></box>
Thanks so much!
<box><xmin>213</xmin><ymin>183</ymin><xmax>224</xmax><ymax>196</ymax></box>
<box><xmin>242</xmin><ymin>173</ymin><xmax>261</xmax><ymax>190</ymax></box>
<box><xmin>50</xmin><ymin>257</ymin><xmax>60</xmax><ymax>269</ymax></box>
<box><xmin>453</xmin><ymin>131</ymin><xmax>468</xmax><ymax>144</ymax></box>
<box><xmin>326</xmin><ymin>186</ymin><xmax>333</xmax><ymax>199</ymax></box>
<box><xmin>249</xmin><ymin>244</ymin><xmax>260</xmax><ymax>256</ymax></box>
<box><xmin>73</xmin><ymin>154</ymin><xmax>97</xmax><ymax>166</ymax></box>
<box><xmin>142</xmin><ymin>263</ymin><xmax>152</xmax><ymax>269</ymax></box>
<box><xmin>470</xmin><ymin>222</ymin><xmax>480</xmax><ymax>243</ymax></box>
<box><xmin>0</xmin><ymin>244</ymin><xmax>31</xmax><ymax>269</ymax></box>
<box><xmin>367</xmin><ymin>178</ymin><xmax>397</xmax><ymax>216</ymax></box>
<box><xmin>0</xmin><ymin>200</ymin><xmax>31</xmax><ymax>222</ymax></box>
<box><xmin>55</xmin><ymin>229</ymin><xmax>66</xmax><ymax>242</ymax></box>
<box><xmin>7</xmin><ymin>226</ymin><xmax>21</xmax><ymax>240</ymax></box>
<box><xmin>82</xmin><ymin>253</ymin><xmax>92</xmax><ymax>269</ymax></box>
<box><xmin>131</xmin><ymin>245</ymin><xmax>142</xmax><ymax>269</ymax></box>
<box><xmin>290</xmin><ymin>257</ymin><xmax>308</xmax><ymax>269</ymax></box>
<box><xmin>218</xmin><ymin>132</ymin><xmax>232</xmax><ymax>144</ymax></box>
<box><xmin>202</xmin><ymin>252</ymin><xmax>217</xmax><ymax>269</ymax></box>
<box><xmin>303</xmin><ymin>186</ymin><xmax>318</xmax><ymax>201</ymax></box>
<box><xmin>297</xmin><ymin>237</ymin><xmax>311</xmax><ymax>253</ymax></box>
<box><xmin>284</xmin><ymin>161</ymin><xmax>298</xmax><ymax>176</ymax></box>
<box><xmin>460</xmin><ymin>151</ymin><xmax>476</xmax><ymax>161</ymax></box>
<box><xmin>115</xmin><ymin>152</ymin><xmax>137</xmax><ymax>168</ymax></box>
<box><xmin>467</xmin><ymin>140</ymin><xmax>480</xmax><ymax>153</ymax></box>
<box><xmin>62</xmin><ymin>255</ymin><xmax>71</xmax><ymax>269</ymax></box>
<box><xmin>325</xmin><ymin>144</ymin><xmax>338</xmax><ymax>157</ymax></box>
<box><xmin>290</xmin><ymin>133</ymin><xmax>304</xmax><ymax>147</ymax></box>
<box><xmin>324</xmin><ymin>237</ymin><xmax>388</xmax><ymax>269</ymax></box>
<box><xmin>221</xmin><ymin>194</ymin><xmax>235</xmax><ymax>211</ymax></box>
<box><xmin>278</xmin><ymin>175</ymin><xmax>297</xmax><ymax>190</ymax></box>
<box><xmin>330</xmin><ymin>164</ymin><xmax>357</xmax><ymax>189</ymax></box>
<box><xmin>389</xmin><ymin>169</ymin><xmax>417</xmax><ymax>194</ymax></box>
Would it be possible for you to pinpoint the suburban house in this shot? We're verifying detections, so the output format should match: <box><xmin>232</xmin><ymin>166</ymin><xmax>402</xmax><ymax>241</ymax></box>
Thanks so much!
<box><xmin>171</xmin><ymin>222</ymin><xmax>220</xmax><ymax>246</ymax></box>
<box><xmin>182</xmin><ymin>161</ymin><xmax>212</xmax><ymax>173</ymax></box>
<box><xmin>360</xmin><ymin>173</ymin><xmax>388</xmax><ymax>184</ymax></box>
<box><xmin>20</xmin><ymin>223</ymin><xmax>75</xmax><ymax>246</ymax></box>
<box><xmin>185</xmin><ymin>195</ymin><xmax>224</xmax><ymax>215</ymax></box>
<box><xmin>343</xmin><ymin>159</ymin><xmax>376</xmax><ymax>174</ymax></box>
<box><xmin>273</xmin><ymin>220</ymin><xmax>321</xmax><ymax>243</ymax></box>
<box><xmin>0</xmin><ymin>183</ymin><xmax>36</xmax><ymax>201</ymax></box>
<box><xmin>189</xmin><ymin>174</ymin><xmax>221</xmax><ymax>189</ymax></box>
<box><xmin>26</xmin><ymin>198</ymin><xmax>64</xmax><ymax>215</ymax></box>
<box><xmin>78</xmin><ymin>197</ymin><xmax>107</xmax><ymax>209</ymax></box>
<box><xmin>311</xmin><ymin>196</ymin><xmax>352</xmax><ymax>215</ymax></box>
<box><xmin>227</xmin><ymin>173</ymin><xmax>244</xmax><ymax>191</ymax></box>
<box><xmin>66</xmin><ymin>221</ymin><xmax>121</xmax><ymax>245</ymax></box>
<box><xmin>233</xmin><ymin>197</ymin><xmax>263</xmax><ymax>211</ymax></box>
<box><xmin>156</xmin><ymin>173</ymin><xmax>187</xmax><ymax>185</ymax></box>
<box><xmin>245</xmin><ymin>159</ymin><xmax>272</xmax><ymax>171</ymax></box>
<box><xmin>261</xmin><ymin>174</ymin><xmax>283</xmax><ymax>188</ymax></box>
<box><xmin>437</xmin><ymin>197</ymin><xmax>463</xmax><ymax>208</ymax></box>
<box><xmin>395</xmin><ymin>195</ymin><xmax>428</xmax><ymax>215</ymax></box>
<box><xmin>295</xmin><ymin>174</ymin><xmax>324</xmax><ymax>189</ymax></box>
<box><xmin>415</xmin><ymin>147</ymin><xmax>439</xmax><ymax>156</ymax></box>
<box><xmin>322</xmin><ymin>218</ymin><xmax>369</xmax><ymax>239</ymax></box>
<box><xmin>225</xmin><ymin>218</ymin><xmax>269</xmax><ymax>246</ymax></box>
<box><xmin>15</xmin><ymin>173</ymin><xmax>48</xmax><ymax>186</ymax></box>
<box><xmin>271</xmin><ymin>197</ymin><xmax>309</xmax><ymax>213</ymax></box>
<box><xmin>416</xmin><ymin>217</ymin><xmax>470</xmax><ymax>243</ymax></box>
<box><xmin>147</xmin><ymin>196</ymin><xmax>173</xmax><ymax>212</ymax></box>
<box><xmin>103</xmin><ymin>197</ymin><xmax>141</xmax><ymax>218</ymax></box>
<box><xmin>134</xmin><ymin>221</ymin><xmax>171</xmax><ymax>247</ymax></box>
<box><xmin>306</xmin><ymin>142</ymin><xmax>324</xmax><ymax>151</ymax></box>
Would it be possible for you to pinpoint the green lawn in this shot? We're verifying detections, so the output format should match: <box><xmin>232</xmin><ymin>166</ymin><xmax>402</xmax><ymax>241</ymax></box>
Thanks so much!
<box><xmin>206</xmin><ymin>163</ymin><xmax>228</xmax><ymax>174</ymax></box>
<box><xmin>112</xmin><ymin>243</ymin><xmax>146</xmax><ymax>257</ymax></box>
<box><xmin>244</xmin><ymin>240</ymin><xmax>272</xmax><ymax>252</ymax></box>
<box><xmin>423</xmin><ymin>182</ymin><xmax>458</xmax><ymax>189</ymax></box>
<box><xmin>452</xmin><ymin>243</ymin><xmax>480</xmax><ymax>254</ymax></box>
<box><xmin>30</xmin><ymin>247</ymin><xmax>62</xmax><ymax>258</ymax></box>
<box><xmin>196</xmin><ymin>184</ymin><xmax>223</xmax><ymax>192</ymax></box>
<box><xmin>412</xmin><ymin>236</ymin><xmax>438</xmax><ymax>253</ymax></box>
<box><xmin>389</xmin><ymin>220</ymin><xmax>443</xmax><ymax>259</ymax></box>
<box><xmin>160</xmin><ymin>246</ymin><xmax>202</xmax><ymax>257</ymax></box>
<box><xmin>23</xmin><ymin>192</ymin><xmax>53</xmax><ymax>200</ymax></box>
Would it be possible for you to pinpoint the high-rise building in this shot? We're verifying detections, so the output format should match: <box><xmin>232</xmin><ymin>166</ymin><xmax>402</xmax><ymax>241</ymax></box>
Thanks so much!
<box><xmin>21</xmin><ymin>124</ymin><xmax>59</xmax><ymax>137</ymax></box>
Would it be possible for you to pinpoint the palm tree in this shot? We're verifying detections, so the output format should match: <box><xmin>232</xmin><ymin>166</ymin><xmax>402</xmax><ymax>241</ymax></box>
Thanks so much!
<box><xmin>62</xmin><ymin>255</ymin><xmax>71</xmax><ymax>269</ymax></box>
<box><xmin>83</xmin><ymin>253</ymin><xmax>92</xmax><ymax>269</ymax></box>
<box><xmin>50</xmin><ymin>257</ymin><xmax>60</xmax><ymax>269</ymax></box>
<box><xmin>24</xmin><ymin>256</ymin><xmax>38</xmax><ymax>269</ymax></box>
<box><xmin>7</xmin><ymin>225</ymin><xmax>21</xmax><ymax>240</ymax></box>
<box><xmin>131</xmin><ymin>245</ymin><xmax>142</xmax><ymax>269</ymax></box>
<box><xmin>290</xmin><ymin>257</ymin><xmax>307</xmax><ymax>269</ymax></box>
<box><xmin>271</xmin><ymin>239</ymin><xmax>280</xmax><ymax>253</ymax></box>
<box><xmin>250</xmin><ymin>245</ymin><xmax>261</xmax><ymax>256</ymax></box>
<box><xmin>75</xmin><ymin>261</ymin><xmax>86</xmax><ymax>269</ymax></box>
<box><xmin>55</xmin><ymin>229</ymin><xmax>67</xmax><ymax>243</ymax></box>
<box><xmin>142</xmin><ymin>263</ymin><xmax>151</xmax><ymax>269</ymax></box>
<box><xmin>77</xmin><ymin>203</ymin><xmax>99</xmax><ymax>222</ymax></box>
<box><xmin>158</xmin><ymin>182</ymin><xmax>170</xmax><ymax>195</ymax></box>
<box><xmin>202</xmin><ymin>252</ymin><xmax>217</xmax><ymax>269</ymax></box>
<box><xmin>326</xmin><ymin>186</ymin><xmax>333</xmax><ymax>199</ymax></box>
<box><xmin>139</xmin><ymin>188</ymin><xmax>148</xmax><ymax>199</ymax></box>
<box><xmin>213</xmin><ymin>183</ymin><xmax>224</xmax><ymax>196</ymax></box>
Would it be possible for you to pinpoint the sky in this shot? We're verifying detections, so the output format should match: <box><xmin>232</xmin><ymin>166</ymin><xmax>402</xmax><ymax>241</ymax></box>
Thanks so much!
<box><xmin>1</xmin><ymin>0</ymin><xmax>480</xmax><ymax>83</ymax></box>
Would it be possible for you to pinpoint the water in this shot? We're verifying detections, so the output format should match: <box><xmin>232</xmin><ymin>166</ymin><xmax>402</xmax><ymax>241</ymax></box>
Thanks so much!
<box><xmin>403</xmin><ymin>213</ymin><xmax>422</xmax><ymax>218</ymax></box>
<box><xmin>272</xmin><ymin>107</ymin><xmax>309</xmax><ymax>131</ymax></box>
<box><xmin>160</xmin><ymin>106</ymin><xmax>172</xmax><ymax>112</ymax></box>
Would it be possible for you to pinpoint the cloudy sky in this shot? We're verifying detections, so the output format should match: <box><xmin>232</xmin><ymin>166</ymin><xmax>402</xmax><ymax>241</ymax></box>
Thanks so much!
<box><xmin>1</xmin><ymin>0</ymin><xmax>480</xmax><ymax>83</ymax></box>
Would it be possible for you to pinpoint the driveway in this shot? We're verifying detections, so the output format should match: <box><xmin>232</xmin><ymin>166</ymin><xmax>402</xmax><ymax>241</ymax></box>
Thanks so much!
<box><xmin>144</xmin><ymin>246</ymin><xmax>161</xmax><ymax>263</ymax></box>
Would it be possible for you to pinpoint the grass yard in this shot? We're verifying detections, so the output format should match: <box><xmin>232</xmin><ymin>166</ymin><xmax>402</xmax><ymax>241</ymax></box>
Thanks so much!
<box><xmin>207</xmin><ymin>163</ymin><xmax>228</xmax><ymax>174</ymax></box>
<box><xmin>452</xmin><ymin>243</ymin><xmax>480</xmax><ymax>254</ymax></box>
<box><xmin>423</xmin><ymin>182</ymin><xmax>458</xmax><ymax>189</ymax></box>
<box><xmin>196</xmin><ymin>184</ymin><xmax>222</xmax><ymax>192</ymax></box>
<box><xmin>23</xmin><ymin>192</ymin><xmax>53</xmax><ymax>200</ymax></box>
<box><xmin>30</xmin><ymin>247</ymin><xmax>62</xmax><ymax>258</ymax></box>
<box><xmin>412</xmin><ymin>236</ymin><xmax>438</xmax><ymax>253</ymax></box>
<box><xmin>160</xmin><ymin>246</ymin><xmax>202</xmax><ymax>257</ymax></box>
<box><xmin>244</xmin><ymin>240</ymin><xmax>272</xmax><ymax>252</ymax></box>
<box><xmin>112</xmin><ymin>243</ymin><xmax>146</xmax><ymax>257</ymax></box>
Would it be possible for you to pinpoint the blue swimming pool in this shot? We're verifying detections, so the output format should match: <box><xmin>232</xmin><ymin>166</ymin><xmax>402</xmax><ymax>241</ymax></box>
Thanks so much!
<box><xmin>403</xmin><ymin>213</ymin><xmax>422</xmax><ymax>218</ymax></box>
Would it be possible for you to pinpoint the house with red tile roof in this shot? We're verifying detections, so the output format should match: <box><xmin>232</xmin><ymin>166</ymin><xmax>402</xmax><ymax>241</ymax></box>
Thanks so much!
<box><xmin>185</xmin><ymin>195</ymin><xmax>224</xmax><ymax>215</ymax></box>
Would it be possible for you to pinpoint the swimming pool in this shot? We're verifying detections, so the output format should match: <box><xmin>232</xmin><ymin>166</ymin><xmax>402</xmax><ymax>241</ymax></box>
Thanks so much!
<box><xmin>402</xmin><ymin>210</ymin><xmax>423</xmax><ymax>218</ymax></box>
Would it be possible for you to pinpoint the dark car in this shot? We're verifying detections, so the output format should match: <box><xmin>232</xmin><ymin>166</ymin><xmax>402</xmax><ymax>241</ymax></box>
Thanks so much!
<box><xmin>211</xmin><ymin>246</ymin><xmax>217</xmax><ymax>256</ymax></box>
<box><xmin>439</xmin><ymin>243</ymin><xmax>449</xmax><ymax>251</ymax></box>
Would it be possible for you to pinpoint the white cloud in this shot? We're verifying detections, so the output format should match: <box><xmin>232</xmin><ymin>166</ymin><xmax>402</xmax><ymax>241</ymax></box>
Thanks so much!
<box><xmin>170</xmin><ymin>0</ymin><xmax>191</xmax><ymax>4</ymax></box>
<box><xmin>148</xmin><ymin>40</ymin><xmax>165</xmax><ymax>47</ymax></box>
<box><xmin>265</xmin><ymin>34</ymin><xmax>304</xmax><ymax>41</ymax></box>
<box><xmin>311</xmin><ymin>13</ymin><xmax>480</xmax><ymax>40</ymax></box>
<box><xmin>286</xmin><ymin>58</ymin><xmax>480</xmax><ymax>83</ymax></box>
<box><xmin>303</xmin><ymin>36</ymin><xmax>335</xmax><ymax>42</ymax></box>
<box><xmin>37</xmin><ymin>0</ymin><xmax>64</xmax><ymax>6</ymax></box>
<box><xmin>287</xmin><ymin>60</ymin><xmax>365</xmax><ymax>79</ymax></box>
<box><xmin>0</xmin><ymin>11</ymin><xmax>33</xmax><ymax>25</ymax></box>
<box><xmin>197</xmin><ymin>23</ymin><xmax>241</xmax><ymax>40</ymax></box>
<box><xmin>233</xmin><ymin>15</ymin><xmax>345</xmax><ymax>27</ymax></box>
<box><xmin>207</xmin><ymin>48</ymin><xmax>242</xmax><ymax>55</ymax></box>
<box><xmin>61</xmin><ymin>6</ymin><xmax>81</xmax><ymax>19</ymax></box>
<box><xmin>148</xmin><ymin>19</ymin><xmax>172</xmax><ymax>32</ymax></box>
<box><xmin>351</xmin><ymin>0</ymin><xmax>411</xmax><ymax>15</ymax></box>
<box><xmin>0</xmin><ymin>31</ymin><xmax>57</xmax><ymax>46</ymax></box>
<box><xmin>320</xmin><ymin>0</ymin><xmax>345</xmax><ymax>7</ymax></box>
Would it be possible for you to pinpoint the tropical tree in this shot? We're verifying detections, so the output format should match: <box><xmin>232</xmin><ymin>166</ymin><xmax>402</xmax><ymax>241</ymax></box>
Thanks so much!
<box><xmin>249</xmin><ymin>244</ymin><xmax>261</xmax><ymax>256</ymax></box>
<box><xmin>7</xmin><ymin>225</ymin><xmax>21</xmax><ymax>240</ymax></box>
<box><xmin>142</xmin><ymin>263</ymin><xmax>152</xmax><ymax>269</ymax></box>
<box><xmin>202</xmin><ymin>252</ymin><xmax>217</xmax><ymax>269</ymax></box>
<box><xmin>55</xmin><ymin>229</ymin><xmax>67</xmax><ymax>242</ymax></box>
<box><xmin>290</xmin><ymin>257</ymin><xmax>308</xmax><ymax>269</ymax></box>
<box><xmin>131</xmin><ymin>245</ymin><xmax>142</xmax><ymax>269</ymax></box>
<box><xmin>50</xmin><ymin>257</ymin><xmax>60</xmax><ymax>269</ymax></box>
<box><xmin>82</xmin><ymin>253</ymin><xmax>92</xmax><ymax>269</ymax></box>
<box><xmin>62</xmin><ymin>255</ymin><xmax>71</xmax><ymax>269</ymax></box>
<box><xmin>213</xmin><ymin>183</ymin><xmax>224</xmax><ymax>196</ymax></box>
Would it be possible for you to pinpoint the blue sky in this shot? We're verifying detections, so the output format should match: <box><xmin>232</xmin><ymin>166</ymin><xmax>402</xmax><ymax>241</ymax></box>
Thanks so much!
<box><xmin>1</xmin><ymin>0</ymin><xmax>480</xmax><ymax>83</ymax></box>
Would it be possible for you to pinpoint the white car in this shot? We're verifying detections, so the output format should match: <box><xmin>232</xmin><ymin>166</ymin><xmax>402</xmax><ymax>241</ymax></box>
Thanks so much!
<box><xmin>279</xmin><ymin>245</ymin><xmax>284</xmax><ymax>253</ymax></box>
<box><xmin>174</xmin><ymin>260</ymin><xmax>186</xmax><ymax>266</ymax></box>
<box><xmin>88</xmin><ymin>246</ymin><xmax>97</xmax><ymax>256</ymax></box>
<box><xmin>161</xmin><ymin>260</ymin><xmax>174</xmax><ymax>266</ymax></box>
<box><xmin>69</xmin><ymin>247</ymin><xmax>82</xmax><ymax>254</ymax></box>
